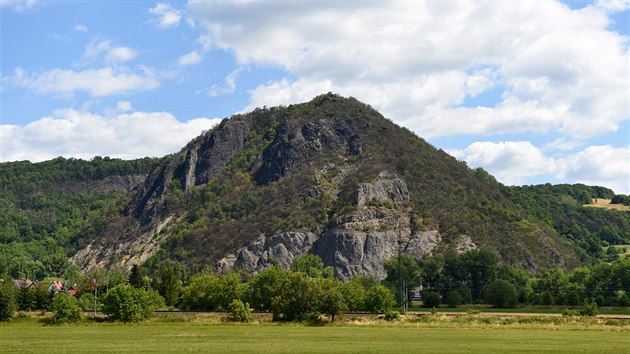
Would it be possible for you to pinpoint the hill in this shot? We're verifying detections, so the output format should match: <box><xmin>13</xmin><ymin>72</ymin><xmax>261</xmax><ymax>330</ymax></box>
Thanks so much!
<box><xmin>69</xmin><ymin>94</ymin><xmax>590</xmax><ymax>278</ymax></box>
<box><xmin>0</xmin><ymin>156</ymin><xmax>159</xmax><ymax>279</ymax></box>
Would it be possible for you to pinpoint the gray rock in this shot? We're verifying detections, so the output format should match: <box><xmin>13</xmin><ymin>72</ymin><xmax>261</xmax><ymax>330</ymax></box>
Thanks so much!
<box><xmin>356</xmin><ymin>171</ymin><xmax>410</xmax><ymax>207</ymax></box>
<box><xmin>313</xmin><ymin>229</ymin><xmax>400</xmax><ymax>281</ymax></box>
<box><xmin>456</xmin><ymin>235</ymin><xmax>477</xmax><ymax>253</ymax></box>
<box><xmin>127</xmin><ymin>118</ymin><xmax>250</xmax><ymax>225</ymax></box>
<box><xmin>254</xmin><ymin>119</ymin><xmax>361</xmax><ymax>184</ymax></box>
<box><xmin>216</xmin><ymin>231</ymin><xmax>319</xmax><ymax>273</ymax></box>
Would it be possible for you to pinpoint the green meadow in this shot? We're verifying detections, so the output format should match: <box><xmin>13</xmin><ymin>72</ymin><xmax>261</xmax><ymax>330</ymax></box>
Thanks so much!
<box><xmin>1</xmin><ymin>315</ymin><xmax>629</xmax><ymax>353</ymax></box>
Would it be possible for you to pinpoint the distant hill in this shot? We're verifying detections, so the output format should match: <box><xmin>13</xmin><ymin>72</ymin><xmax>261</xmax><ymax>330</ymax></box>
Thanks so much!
<box><xmin>0</xmin><ymin>156</ymin><xmax>160</xmax><ymax>279</ymax></box>
<box><xmin>508</xmin><ymin>184</ymin><xmax>630</xmax><ymax>261</ymax></box>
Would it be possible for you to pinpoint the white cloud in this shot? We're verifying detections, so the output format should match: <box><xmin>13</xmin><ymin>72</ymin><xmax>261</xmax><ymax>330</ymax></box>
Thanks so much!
<box><xmin>116</xmin><ymin>101</ymin><xmax>133</xmax><ymax>112</ymax></box>
<box><xmin>453</xmin><ymin>141</ymin><xmax>630</xmax><ymax>194</ymax></box>
<box><xmin>0</xmin><ymin>0</ymin><xmax>38</xmax><ymax>11</ymax></box>
<box><xmin>74</xmin><ymin>24</ymin><xmax>88</xmax><ymax>32</ymax></box>
<box><xmin>595</xmin><ymin>0</ymin><xmax>630</xmax><ymax>12</ymax></box>
<box><xmin>557</xmin><ymin>145</ymin><xmax>630</xmax><ymax>193</ymax></box>
<box><xmin>4</xmin><ymin>66</ymin><xmax>159</xmax><ymax>97</ymax></box>
<box><xmin>149</xmin><ymin>3</ymin><xmax>182</xmax><ymax>28</ymax></box>
<box><xmin>178</xmin><ymin>51</ymin><xmax>202</xmax><ymax>66</ymax></box>
<box><xmin>105</xmin><ymin>47</ymin><xmax>137</xmax><ymax>63</ymax></box>
<box><xmin>82</xmin><ymin>40</ymin><xmax>138</xmax><ymax>64</ymax></box>
<box><xmin>188</xmin><ymin>1</ymin><xmax>629</xmax><ymax>140</ymax></box>
<box><xmin>0</xmin><ymin>108</ymin><xmax>221</xmax><ymax>162</ymax></box>
<box><xmin>450</xmin><ymin>141</ymin><xmax>557</xmax><ymax>186</ymax></box>
<box><xmin>207</xmin><ymin>68</ymin><xmax>241</xmax><ymax>97</ymax></box>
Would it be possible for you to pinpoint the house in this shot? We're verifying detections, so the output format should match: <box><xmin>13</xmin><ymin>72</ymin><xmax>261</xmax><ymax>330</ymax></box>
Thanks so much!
<box><xmin>12</xmin><ymin>279</ymin><xmax>38</xmax><ymax>289</ymax></box>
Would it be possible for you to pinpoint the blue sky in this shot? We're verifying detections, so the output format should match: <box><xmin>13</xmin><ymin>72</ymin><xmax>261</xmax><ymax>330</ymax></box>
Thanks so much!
<box><xmin>1</xmin><ymin>0</ymin><xmax>628</xmax><ymax>194</ymax></box>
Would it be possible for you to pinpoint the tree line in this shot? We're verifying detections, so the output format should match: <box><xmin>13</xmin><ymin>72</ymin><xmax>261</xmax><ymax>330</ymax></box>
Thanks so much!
<box><xmin>2</xmin><ymin>250</ymin><xmax>629</xmax><ymax>323</ymax></box>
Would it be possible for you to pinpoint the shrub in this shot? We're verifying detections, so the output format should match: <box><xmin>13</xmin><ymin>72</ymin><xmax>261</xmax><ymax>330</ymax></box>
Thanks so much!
<box><xmin>579</xmin><ymin>299</ymin><xmax>598</xmax><ymax>317</ymax></box>
<box><xmin>423</xmin><ymin>292</ymin><xmax>441</xmax><ymax>308</ymax></box>
<box><xmin>0</xmin><ymin>282</ymin><xmax>16</xmax><ymax>321</ymax></box>
<box><xmin>77</xmin><ymin>293</ymin><xmax>98</xmax><ymax>311</ymax></box>
<box><xmin>364</xmin><ymin>285</ymin><xmax>396</xmax><ymax>313</ymax></box>
<box><xmin>484</xmin><ymin>280</ymin><xmax>518</xmax><ymax>308</ymax></box>
<box><xmin>383</xmin><ymin>310</ymin><xmax>399</xmax><ymax>321</ymax></box>
<box><xmin>51</xmin><ymin>293</ymin><xmax>82</xmax><ymax>323</ymax></box>
<box><xmin>562</xmin><ymin>309</ymin><xmax>580</xmax><ymax>317</ymax></box>
<box><xmin>227</xmin><ymin>299</ymin><xmax>252</xmax><ymax>322</ymax></box>
<box><xmin>102</xmin><ymin>284</ymin><xmax>154</xmax><ymax>322</ymax></box>
<box><xmin>447</xmin><ymin>290</ymin><xmax>463</xmax><ymax>308</ymax></box>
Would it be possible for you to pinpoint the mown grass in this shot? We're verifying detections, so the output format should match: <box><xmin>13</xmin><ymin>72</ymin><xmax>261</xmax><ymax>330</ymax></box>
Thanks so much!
<box><xmin>408</xmin><ymin>306</ymin><xmax>630</xmax><ymax>315</ymax></box>
<box><xmin>1</xmin><ymin>314</ymin><xmax>629</xmax><ymax>353</ymax></box>
<box><xmin>584</xmin><ymin>199</ymin><xmax>630</xmax><ymax>211</ymax></box>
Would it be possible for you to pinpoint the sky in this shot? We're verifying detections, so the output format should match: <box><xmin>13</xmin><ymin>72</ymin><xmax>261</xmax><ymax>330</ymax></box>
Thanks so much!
<box><xmin>1</xmin><ymin>0</ymin><xmax>629</xmax><ymax>194</ymax></box>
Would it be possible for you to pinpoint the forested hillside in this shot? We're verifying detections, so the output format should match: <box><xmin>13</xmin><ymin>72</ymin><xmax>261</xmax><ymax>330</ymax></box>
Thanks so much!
<box><xmin>0</xmin><ymin>157</ymin><xmax>160</xmax><ymax>279</ymax></box>
<box><xmin>508</xmin><ymin>184</ymin><xmax>630</xmax><ymax>261</ymax></box>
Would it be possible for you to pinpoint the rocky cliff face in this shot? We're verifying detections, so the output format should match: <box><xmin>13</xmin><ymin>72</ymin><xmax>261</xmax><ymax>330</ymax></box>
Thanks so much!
<box><xmin>128</xmin><ymin>118</ymin><xmax>250</xmax><ymax>225</ymax></box>
<box><xmin>215</xmin><ymin>171</ymin><xmax>440</xmax><ymax>280</ymax></box>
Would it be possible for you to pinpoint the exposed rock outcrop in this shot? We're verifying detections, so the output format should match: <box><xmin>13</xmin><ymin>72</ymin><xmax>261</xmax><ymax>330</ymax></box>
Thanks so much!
<box><xmin>216</xmin><ymin>231</ymin><xmax>319</xmax><ymax>273</ymax></box>
<box><xmin>313</xmin><ymin>207</ymin><xmax>439</xmax><ymax>281</ymax></box>
<box><xmin>127</xmin><ymin>118</ymin><xmax>250</xmax><ymax>225</ymax></box>
<box><xmin>216</xmin><ymin>172</ymin><xmax>440</xmax><ymax>281</ymax></box>
<box><xmin>356</xmin><ymin>171</ymin><xmax>410</xmax><ymax>207</ymax></box>
<box><xmin>254</xmin><ymin>119</ymin><xmax>361</xmax><ymax>185</ymax></box>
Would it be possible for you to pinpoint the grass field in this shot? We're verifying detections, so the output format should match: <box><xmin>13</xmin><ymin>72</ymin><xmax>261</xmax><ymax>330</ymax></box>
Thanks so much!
<box><xmin>583</xmin><ymin>199</ymin><xmax>630</xmax><ymax>211</ymax></box>
<box><xmin>407</xmin><ymin>305</ymin><xmax>630</xmax><ymax>315</ymax></box>
<box><xmin>1</xmin><ymin>315</ymin><xmax>629</xmax><ymax>353</ymax></box>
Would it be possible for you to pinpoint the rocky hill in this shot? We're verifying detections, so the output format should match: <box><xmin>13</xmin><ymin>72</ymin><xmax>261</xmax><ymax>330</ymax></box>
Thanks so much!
<box><xmin>69</xmin><ymin>94</ymin><xmax>591</xmax><ymax>278</ymax></box>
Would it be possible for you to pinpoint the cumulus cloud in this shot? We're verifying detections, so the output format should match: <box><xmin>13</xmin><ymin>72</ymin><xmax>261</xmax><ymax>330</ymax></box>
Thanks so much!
<box><xmin>178</xmin><ymin>51</ymin><xmax>202</xmax><ymax>66</ymax></box>
<box><xmin>105</xmin><ymin>47</ymin><xmax>137</xmax><ymax>63</ymax></box>
<box><xmin>149</xmin><ymin>3</ymin><xmax>182</xmax><ymax>28</ymax></box>
<box><xmin>4</xmin><ymin>66</ymin><xmax>159</xmax><ymax>97</ymax></box>
<box><xmin>0</xmin><ymin>108</ymin><xmax>221</xmax><ymax>162</ymax></box>
<box><xmin>449</xmin><ymin>141</ymin><xmax>557</xmax><ymax>186</ymax></box>
<box><xmin>82</xmin><ymin>40</ymin><xmax>138</xmax><ymax>64</ymax></box>
<box><xmin>452</xmin><ymin>141</ymin><xmax>630</xmax><ymax>194</ymax></box>
<box><xmin>188</xmin><ymin>1</ymin><xmax>628</xmax><ymax>140</ymax></box>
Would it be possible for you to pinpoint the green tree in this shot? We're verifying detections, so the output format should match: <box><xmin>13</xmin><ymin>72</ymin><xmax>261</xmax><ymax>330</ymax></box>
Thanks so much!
<box><xmin>102</xmin><ymin>284</ymin><xmax>155</xmax><ymax>322</ymax></box>
<box><xmin>484</xmin><ymin>279</ymin><xmax>518</xmax><ymax>308</ymax></box>
<box><xmin>181</xmin><ymin>272</ymin><xmax>245</xmax><ymax>311</ymax></box>
<box><xmin>128</xmin><ymin>265</ymin><xmax>146</xmax><ymax>289</ymax></box>
<box><xmin>246</xmin><ymin>266</ymin><xmax>288</xmax><ymax>311</ymax></box>
<box><xmin>384</xmin><ymin>254</ymin><xmax>421</xmax><ymax>305</ymax></box>
<box><xmin>319</xmin><ymin>288</ymin><xmax>347</xmax><ymax>322</ymax></box>
<box><xmin>423</xmin><ymin>291</ymin><xmax>441</xmax><ymax>308</ymax></box>
<box><xmin>340</xmin><ymin>279</ymin><xmax>367</xmax><ymax>311</ymax></box>
<box><xmin>271</xmin><ymin>272</ymin><xmax>319</xmax><ymax>321</ymax></box>
<box><xmin>51</xmin><ymin>293</ymin><xmax>82</xmax><ymax>323</ymax></box>
<box><xmin>460</xmin><ymin>248</ymin><xmax>499</xmax><ymax>301</ymax></box>
<box><xmin>291</xmin><ymin>254</ymin><xmax>334</xmax><ymax>278</ymax></box>
<box><xmin>227</xmin><ymin>299</ymin><xmax>253</xmax><ymax>322</ymax></box>
<box><xmin>364</xmin><ymin>285</ymin><xmax>396</xmax><ymax>313</ymax></box>
<box><xmin>447</xmin><ymin>290</ymin><xmax>463</xmax><ymax>308</ymax></box>
<box><xmin>157</xmin><ymin>265</ymin><xmax>181</xmax><ymax>307</ymax></box>
<box><xmin>0</xmin><ymin>281</ymin><xmax>16</xmax><ymax>321</ymax></box>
